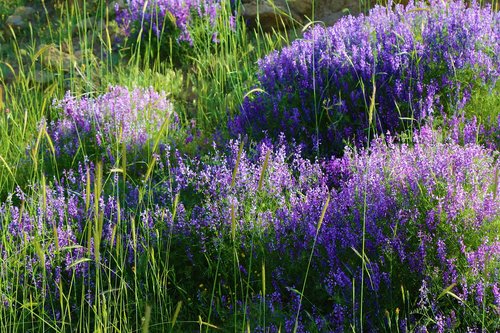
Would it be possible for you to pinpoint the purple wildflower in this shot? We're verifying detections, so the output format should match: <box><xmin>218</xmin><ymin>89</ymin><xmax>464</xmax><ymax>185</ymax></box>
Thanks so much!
<box><xmin>116</xmin><ymin>0</ymin><xmax>231</xmax><ymax>45</ymax></box>
<box><xmin>231</xmin><ymin>0</ymin><xmax>499</xmax><ymax>155</ymax></box>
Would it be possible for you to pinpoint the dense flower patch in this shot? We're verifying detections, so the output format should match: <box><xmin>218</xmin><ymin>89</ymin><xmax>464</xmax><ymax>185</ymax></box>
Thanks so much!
<box><xmin>116</xmin><ymin>0</ymin><xmax>233</xmax><ymax>44</ymax></box>
<box><xmin>2</xmin><ymin>1</ymin><xmax>498</xmax><ymax>331</ymax></box>
<box><xmin>446</xmin><ymin>114</ymin><xmax>500</xmax><ymax>150</ymax></box>
<box><xmin>2</xmin><ymin>123</ymin><xmax>498</xmax><ymax>330</ymax></box>
<box><xmin>0</xmin><ymin>164</ymin><xmax>119</xmax><ymax>309</ymax></box>
<box><xmin>45</xmin><ymin>85</ymin><xmax>176</xmax><ymax>172</ymax></box>
<box><xmin>230</xmin><ymin>0</ymin><xmax>499</xmax><ymax>154</ymax></box>
<box><xmin>172</xmin><ymin>128</ymin><xmax>499</xmax><ymax>331</ymax></box>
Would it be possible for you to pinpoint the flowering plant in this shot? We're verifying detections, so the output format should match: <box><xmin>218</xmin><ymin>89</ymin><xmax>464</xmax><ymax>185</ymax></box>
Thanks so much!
<box><xmin>116</xmin><ymin>0</ymin><xmax>231</xmax><ymax>45</ymax></box>
<box><xmin>46</xmin><ymin>85</ymin><xmax>176</xmax><ymax>171</ymax></box>
<box><xmin>3</xmin><ymin>124</ymin><xmax>499</xmax><ymax>330</ymax></box>
<box><xmin>231</xmin><ymin>0</ymin><xmax>499</xmax><ymax>155</ymax></box>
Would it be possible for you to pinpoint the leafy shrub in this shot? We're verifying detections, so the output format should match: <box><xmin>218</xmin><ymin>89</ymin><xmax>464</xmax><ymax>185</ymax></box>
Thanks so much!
<box><xmin>230</xmin><ymin>0</ymin><xmax>499</xmax><ymax>155</ymax></box>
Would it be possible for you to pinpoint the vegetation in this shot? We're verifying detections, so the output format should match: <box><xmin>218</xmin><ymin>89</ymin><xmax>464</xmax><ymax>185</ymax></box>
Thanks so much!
<box><xmin>0</xmin><ymin>0</ymin><xmax>498</xmax><ymax>332</ymax></box>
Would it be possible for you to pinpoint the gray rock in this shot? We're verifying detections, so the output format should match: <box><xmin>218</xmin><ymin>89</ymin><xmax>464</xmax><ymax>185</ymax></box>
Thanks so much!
<box><xmin>38</xmin><ymin>44</ymin><xmax>83</xmax><ymax>72</ymax></box>
<box><xmin>33</xmin><ymin>70</ymin><xmax>56</xmax><ymax>85</ymax></box>
<box><xmin>13</xmin><ymin>6</ymin><xmax>37</xmax><ymax>19</ymax></box>
<box><xmin>241</xmin><ymin>0</ymin><xmax>392</xmax><ymax>31</ymax></box>
<box><xmin>6</xmin><ymin>15</ymin><xmax>27</xmax><ymax>29</ymax></box>
<box><xmin>5</xmin><ymin>6</ymin><xmax>37</xmax><ymax>30</ymax></box>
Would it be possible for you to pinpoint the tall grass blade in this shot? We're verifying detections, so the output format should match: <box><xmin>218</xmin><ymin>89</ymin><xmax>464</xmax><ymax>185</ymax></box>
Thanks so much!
<box><xmin>293</xmin><ymin>193</ymin><xmax>330</xmax><ymax>333</ymax></box>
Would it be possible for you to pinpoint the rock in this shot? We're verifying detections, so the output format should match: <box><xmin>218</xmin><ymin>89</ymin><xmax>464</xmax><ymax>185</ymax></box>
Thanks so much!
<box><xmin>38</xmin><ymin>44</ymin><xmax>82</xmax><ymax>72</ymax></box>
<box><xmin>316</xmin><ymin>0</ymin><xmax>368</xmax><ymax>26</ymax></box>
<box><xmin>242</xmin><ymin>1</ymin><xmax>293</xmax><ymax>31</ymax></box>
<box><xmin>287</xmin><ymin>0</ymin><xmax>313</xmax><ymax>16</ymax></box>
<box><xmin>242</xmin><ymin>0</ymin><xmax>310</xmax><ymax>31</ymax></box>
<box><xmin>6</xmin><ymin>15</ymin><xmax>27</xmax><ymax>29</ymax></box>
<box><xmin>5</xmin><ymin>6</ymin><xmax>37</xmax><ymax>31</ymax></box>
<box><xmin>33</xmin><ymin>70</ymin><xmax>56</xmax><ymax>85</ymax></box>
<box><xmin>241</xmin><ymin>0</ymin><xmax>392</xmax><ymax>31</ymax></box>
<box><xmin>13</xmin><ymin>6</ymin><xmax>37</xmax><ymax>18</ymax></box>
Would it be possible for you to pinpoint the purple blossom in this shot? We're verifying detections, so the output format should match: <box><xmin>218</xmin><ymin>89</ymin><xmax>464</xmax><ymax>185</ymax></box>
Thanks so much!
<box><xmin>47</xmin><ymin>85</ymin><xmax>176</xmax><ymax>171</ymax></box>
<box><xmin>4</xmin><ymin>121</ymin><xmax>499</xmax><ymax>329</ymax></box>
<box><xmin>116</xmin><ymin>0</ymin><xmax>231</xmax><ymax>45</ymax></box>
<box><xmin>231</xmin><ymin>0</ymin><xmax>499</xmax><ymax>155</ymax></box>
<box><xmin>147</xmin><ymin>123</ymin><xmax>498</xmax><ymax>329</ymax></box>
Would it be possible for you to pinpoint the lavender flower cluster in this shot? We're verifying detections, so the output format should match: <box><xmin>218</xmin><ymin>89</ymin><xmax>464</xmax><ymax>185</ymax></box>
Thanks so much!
<box><xmin>230</xmin><ymin>0</ymin><xmax>499</xmax><ymax>154</ymax></box>
<box><xmin>4</xmin><ymin>123</ymin><xmax>498</xmax><ymax>330</ymax></box>
<box><xmin>446</xmin><ymin>114</ymin><xmax>500</xmax><ymax>150</ymax></box>
<box><xmin>116</xmin><ymin>0</ymin><xmax>229</xmax><ymax>45</ymax></box>
<box><xmin>0</xmin><ymin>164</ymin><xmax>118</xmax><ymax>309</ymax></box>
<box><xmin>168</xmin><ymin>128</ymin><xmax>499</xmax><ymax>330</ymax></box>
<box><xmin>48</xmin><ymin>85</ymin><xmax>175</xmax><ymax>166</ymax></box>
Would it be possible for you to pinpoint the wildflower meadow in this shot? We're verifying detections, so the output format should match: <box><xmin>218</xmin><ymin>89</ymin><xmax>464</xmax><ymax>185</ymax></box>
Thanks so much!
<box><xmin>0</xmin><ymin>0</ymin><xmax>498</xmax><ymax>332</ymax></box>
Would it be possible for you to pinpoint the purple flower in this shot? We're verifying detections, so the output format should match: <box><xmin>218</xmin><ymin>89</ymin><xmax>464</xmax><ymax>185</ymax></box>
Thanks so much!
<box><xmin>231</xmin><ymin>0</ymin><xmax>499</xmax><ymax>155</ymax></box>
<box><xmin>47</xmin><ymin>85</ymin><xmax>176</xmax><ymax>171</ymax></box>
<box><xmin>117</xmin><ymin>0</ymin><xmax>232</xmax><ymax>45</ymax></box>
<box><xmin>5</xmin><ymin>120</ymin><xmax>499</xmax><ymax>329</ymax></box>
